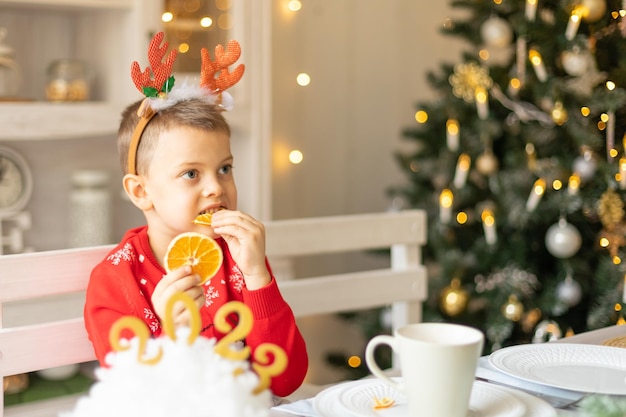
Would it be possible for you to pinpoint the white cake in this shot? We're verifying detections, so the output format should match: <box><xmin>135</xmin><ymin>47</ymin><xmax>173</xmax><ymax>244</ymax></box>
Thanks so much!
<box><xmin>60</xmin><ymin>326</ymin><xmax>273</xmax><ymax>417</ymax></box>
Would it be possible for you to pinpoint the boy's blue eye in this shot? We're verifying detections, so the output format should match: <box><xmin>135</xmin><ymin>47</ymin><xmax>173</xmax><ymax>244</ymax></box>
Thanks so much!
<box><xmin>182</xmin><ymin>170</ymin><xmax>198</xmax><ymax>179</ymax></box>
<box><xmin>219</xmin><ymin>165</ymin><xmax>233</xmax><ymax>175</ymax></box>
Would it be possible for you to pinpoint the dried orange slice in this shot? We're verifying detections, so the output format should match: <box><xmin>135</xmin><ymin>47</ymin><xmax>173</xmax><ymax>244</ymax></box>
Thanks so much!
<box><xmin>164</xmin><ymin>232</ymin><xmax>223</xmax><ymax>284</ymax></box>
<box><xmin>373</xmin><ymin>397</ymin><xmax>395</xmax><ymax>409</ymax></box>
<box><xmin>193</xmin><ymin>212</ymin><xmax>214</xmax><ymax>226</ymax></box>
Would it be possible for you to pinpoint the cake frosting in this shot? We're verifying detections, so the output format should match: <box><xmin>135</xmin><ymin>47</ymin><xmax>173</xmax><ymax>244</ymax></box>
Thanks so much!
<box><xmin>61</xmin><ymin>298</ymin><xmax>283</xmax><ymax>417</ymax></box>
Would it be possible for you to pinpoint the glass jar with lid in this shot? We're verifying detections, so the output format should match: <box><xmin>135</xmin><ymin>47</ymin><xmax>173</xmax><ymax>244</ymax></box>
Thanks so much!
<box><xmin>0</xmin><ymin>28</ymin><xmax>21</xmax><ymax>98</ymax></box>
<box><xmin>46</xmin><ymin>59</ymin><xmax>92</xmax><ymax>102</ymax></box>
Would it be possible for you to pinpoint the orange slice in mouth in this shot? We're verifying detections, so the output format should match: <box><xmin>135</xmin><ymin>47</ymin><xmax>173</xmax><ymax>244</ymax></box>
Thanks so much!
<box><xmin>193</xmin><ymin>212</ymin><xmax>214</xmax><ymax>226</ymax></box>
<box><xmin>164</xmin><ymin>232</ymin><xmax>223</xmax><ymax>284</ymax></box>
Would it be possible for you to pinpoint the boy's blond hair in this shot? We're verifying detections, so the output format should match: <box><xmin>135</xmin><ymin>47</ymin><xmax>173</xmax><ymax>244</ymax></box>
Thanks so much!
<box><xmin>117</xmin><ymin>98</ymin><xmax>231</xmax><ymax>175</ymax></box>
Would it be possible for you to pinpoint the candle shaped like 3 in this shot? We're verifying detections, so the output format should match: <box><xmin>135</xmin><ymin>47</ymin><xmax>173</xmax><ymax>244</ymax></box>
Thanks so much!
<box><xmin>453</xmin><ymin>154</ymin><xmax>471</xmax><ymax>188</ymax></box>
<box><xmin>526</xmin><ymin>178</ymin><xmax>546</xmax><ymax>211</ymax></box>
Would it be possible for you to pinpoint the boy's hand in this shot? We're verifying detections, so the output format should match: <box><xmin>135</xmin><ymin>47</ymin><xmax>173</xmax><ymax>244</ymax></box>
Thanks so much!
<box><xmin>210</xmin><ymin>210</ymin><xmax>271</xmax><ymax>290</ymax></box>
<box><xmin>152</xmin><ymin>265</ymin><xmax>204</xmax><ymax>328</ymax></box>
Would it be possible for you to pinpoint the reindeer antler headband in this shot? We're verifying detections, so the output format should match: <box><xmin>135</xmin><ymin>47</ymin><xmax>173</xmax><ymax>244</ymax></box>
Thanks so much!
<box><xmin>127</xmin><ymin>32</ymin><xmax>245</xmax><ymax>175</ymax></box>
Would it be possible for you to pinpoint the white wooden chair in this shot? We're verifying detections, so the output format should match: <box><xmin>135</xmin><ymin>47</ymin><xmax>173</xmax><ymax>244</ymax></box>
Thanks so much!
<box><xmin>0</xmin><ymin>210</ymin><xmax>427</xmax><ymax>417</ymax></box>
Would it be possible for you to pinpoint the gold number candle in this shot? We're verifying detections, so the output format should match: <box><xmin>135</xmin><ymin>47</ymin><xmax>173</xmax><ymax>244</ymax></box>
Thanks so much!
<box><xmin>251</xmin><ymin>343</ymin><xmax>288</xmax><ymax>394</ymax></box>
<box><xmin>213</xmin><ymin>301</ymin><xmax>253</xmax><ymax>361</ymax></box>
<box><xmin>109</xmin><ymin>316</ymin><xmax>163</xmax><ymax>365</ymax></box>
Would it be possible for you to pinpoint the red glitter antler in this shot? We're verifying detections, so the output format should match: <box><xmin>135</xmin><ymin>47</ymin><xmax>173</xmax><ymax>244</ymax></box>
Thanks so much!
<box><xmin>131</xmin><ymin>32</ymin><xmax>178</xmax><ymax>96</ymax></box>
<box><xmin>199</xmin><ymin>40</ymin><xmax>245</xmax><ymax>93</ymax></box>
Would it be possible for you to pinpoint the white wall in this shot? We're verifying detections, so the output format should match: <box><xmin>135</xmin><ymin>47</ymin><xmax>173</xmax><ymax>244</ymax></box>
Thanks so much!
<box><xmin>271</xmin><ymin>0</ymin><xmax>465</xmax><ymax>220</ymax></box>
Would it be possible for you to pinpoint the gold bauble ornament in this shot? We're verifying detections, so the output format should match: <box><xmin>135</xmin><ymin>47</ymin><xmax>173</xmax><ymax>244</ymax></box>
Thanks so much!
<box><xmin>501</xmin><ymin>294</ymin><xmax>524</xmax><ymax>321</ymax></box>
<box><xmin>439</xmin><ymin>278</ymin><xmax>469</xmax><ymax>317</ymax></box>
<box><xmin>476</xmin><ymin>150</ymin><xmax>499</xmax><ymax>176</ymax></box>
<box><xmin>581</xmin><ymin>0</ymin><xmax>606</xmax><ymax>22</ymax></box>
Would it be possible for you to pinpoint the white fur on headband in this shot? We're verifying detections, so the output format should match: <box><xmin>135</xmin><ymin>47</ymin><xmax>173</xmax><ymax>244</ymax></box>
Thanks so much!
<box><xmin>147</xmin><ymin>79</ymin><xmax>235</xmax><ymax>112</ymax></box>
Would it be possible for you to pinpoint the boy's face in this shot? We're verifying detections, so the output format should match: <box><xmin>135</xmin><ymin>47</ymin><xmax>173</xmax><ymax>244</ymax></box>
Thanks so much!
<box><xmin>140</xmin><ymin>125</ymin><xmax>237</xmax><ymax>241</ymax></box>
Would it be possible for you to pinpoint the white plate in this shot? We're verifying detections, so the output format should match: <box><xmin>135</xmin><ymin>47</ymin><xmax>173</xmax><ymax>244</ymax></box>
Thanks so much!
<box><xmin>313</xmin><ymin>379</ymin><xmax>555</xmax><ymax>417</ymax></box>
<box><xmin>489</xmin><ymin>343</ymin><xmax>626</xmax><ymax>395</ymax></box>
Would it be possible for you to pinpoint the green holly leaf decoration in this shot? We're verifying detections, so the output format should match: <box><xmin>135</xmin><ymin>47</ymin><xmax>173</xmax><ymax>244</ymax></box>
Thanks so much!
<box><xmin>163</xmin><ymin>76</ymin><xmax>175</xmax><ymax>93</ymax></box>
<box><xmin>142</xmin><ymin>86</ymin><xmax>159</xmax><ymax>98</ymax></box>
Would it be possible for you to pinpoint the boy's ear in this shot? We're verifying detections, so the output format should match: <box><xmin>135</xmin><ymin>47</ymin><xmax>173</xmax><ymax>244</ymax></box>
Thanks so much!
<box><xmin>122</xmin><ymin>174</ymin><xmax>153</xmax><ymax>211</ymax></box>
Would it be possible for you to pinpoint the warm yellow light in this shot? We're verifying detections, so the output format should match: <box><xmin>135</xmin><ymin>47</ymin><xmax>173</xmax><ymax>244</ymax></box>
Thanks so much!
<box><xmin>162</xmin><ymin>12</ymin><xmax>174</xmax><ymax>22</ymax></box>
<box><xmin>552</xmin><ymin>180</ymin><xmax>563</xmax><ymax>190</ymax></box>
<box><xmin>289</xmin><ymin>150</ymin><xmax>304</xmax><ymax>164</ymax></box>
<box><xmin>616</xmin><ymin>303</ymin><xmax>623</xmax><ymax>312</ymax></box>
<box><xmin>569</xmin><ymin>174</ymin><xmax>580</xmax><ymax>190</ymax></box>
<box><xmin>288</xmin><ymin>0</ymin><xmax>302</xmax><ymax>11</ymax></box>
<box><xmin>600</xmin><ymin>237</ymin><xmax>610</xmax><ymax>247</ymax></box>
<box><xmin>178</xmin><ymin>43</ymin><xmax>190</xmax><ymax>53</ymax></box>
<box><xmin>479</xmin><ymin>49</ymin><xmax>490</xmax><ymax>61</ymax></box>
<box><xmin>458</xmin><ymin>154</ymin><xmax>471</xmax><ymax>170</ymax></box>
<box><xmin>200</xmin><ymin>17</ymin><xmax>213</xmax><ymax>27</ymax></box>
<box><xmin>607</xmin><ymin>80</ymin><xmax>616</xmax><ymax>91</ymax></box>
<box><xmin>601</xmin><ymin>113</ymin><xmax>610</xmax><ymax>122</ymax></box>
<box><xmin>415</xmin><ymin>110</ymin><xmax>428</xmax><ymax>124</ymax></box>
<box><xmin>533</xmin><ymin>178</ymin><xmax>546</xmax><ymax>195</ymax></box>
<box><xmin>529</xmin><ymin>49</ymin><xmax>543</xmax><ymax>65</ymax></box>
<box><xmin>481</xmin><ymin>209</ymin><xmax>495</xmax><ymax>226</ymax></box>
<box><xmin>614</xmin><ymin>256</ymin><xmax>622</xmax><ymax>265</ymax></box>
<box><xmin>347</xmin><ymin>355</ymin><xmax>361</xmax><ymax>368</ymax></box>
<box><xmin>456</xmin><ymin>212</ymin><xmax>468</xmax><ymax>224</ymax></box>
<box><xmin>509</xmin><ymin>78</ymin><xmax>521</xmax><ymax>89</ymax></box>
<box><xmin>598</xmin><ymin>120</ymin><xmax>606</xmax><ymax>130</ymax></box>
<box><xmin>440</xmin><ymin>189</ymin><xmax>454</xmax><ymax>208</ymax></box>
<box><xmin>446</xmin><ymin>119</ymin><xmax>459</xmax><ymax>135</ymax></box>
<box><xmin>580</xmin><ymin>107</ymin><xmax>591</xmax><ymax>117</ymax></box>
<box><xmin>296</xmin><ymin>73</ymin><xmax>311</xmax><ymax>86</ymax></box>
<box><xmin>610</xmin><ymin>148</ymin><xmax>619</xmax><ymax>158</ymax></box>
<box><xmin>475</xmin><ymin>88</ymin><xmax>487</xmax><ymax>104</ymax></box>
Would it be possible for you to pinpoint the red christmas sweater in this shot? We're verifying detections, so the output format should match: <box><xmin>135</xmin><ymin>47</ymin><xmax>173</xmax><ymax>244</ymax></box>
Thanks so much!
<box><xmin>84</xmin><ymin>225</ymin><xmax>308</xmax><ymax>397</ymax></box>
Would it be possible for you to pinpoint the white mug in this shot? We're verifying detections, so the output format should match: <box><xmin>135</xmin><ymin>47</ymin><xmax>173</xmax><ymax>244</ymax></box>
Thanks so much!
<box><xmin>365</xmin><ymin>322</ymin><xmax>484</xmax><ymax>417</ymax></box>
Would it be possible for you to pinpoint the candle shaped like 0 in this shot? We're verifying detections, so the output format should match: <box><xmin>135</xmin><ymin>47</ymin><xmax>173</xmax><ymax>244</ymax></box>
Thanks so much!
<box><xmin>565</xmin><ymin>7</ymin><xmax>584</xmax><ymax>41</ymax></box>
<box><xmin>475</xmin><ymin>87</ymin><xmax>489</xmax><ymax>120</ymax></box>
<box><xmin>446</xmin><ymin>119</ymin><xmax>460</xmax><ymax>151</ymax></box>
<box><xmin>529</xmin><ymin>49</ymin><xmax>548</xmax><ymax>82</ymax></box>
<box><xmin>568</xmin><ymin>174</ymin><xmax>581</xmax><ymax>195</ymax></box>
<box><xmin>481</xmin><ymin>209</ymin><xmax>497</xmax><ymax>245</ymax></box>
<box><xmin>526</xmin><ymin>178</ymin><xmax>546</xmax><ymax>211</ymax></box>
<box><xmin>525</xmin><ymin>0</ymin><xmax>537</xmax><ymax>21</ymax></box>
<box><xmin>453</xmin><ymin>154</ymin><xmax>471</xmax><ymax>189</ymax></box>
<box><xmin>439</xmin><ymin>189</ymin><xmax>454</xmax><ymax>224</ymax></box>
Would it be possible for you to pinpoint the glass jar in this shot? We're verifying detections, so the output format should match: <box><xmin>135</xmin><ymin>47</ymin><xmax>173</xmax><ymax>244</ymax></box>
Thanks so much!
<box><xmin>0</xmin><ymin>28</ymin><xmax>20</xmax><ymax>98</ymax></box>
<box><xmin>46</xmin><ymin>59</ymin><xmax>92</xmax><ymax>102</ymax></box>
<box><xmin>69</xmin><ymin>170</ymin><xmax>112</xmax><ymax>247</ymax></box>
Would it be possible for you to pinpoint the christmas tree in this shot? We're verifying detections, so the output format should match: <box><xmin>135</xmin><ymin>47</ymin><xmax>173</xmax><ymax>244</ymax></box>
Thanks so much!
<box><xmin>389</xmin><ymin>0</ymin><xmax>626</xmax><ymax>352</ymax></box>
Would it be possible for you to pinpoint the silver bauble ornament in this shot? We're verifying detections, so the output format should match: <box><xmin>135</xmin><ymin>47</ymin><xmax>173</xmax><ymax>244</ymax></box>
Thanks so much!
<box><xmin>480</xmin><ymin>16</ymin><xmax>513</xmax><ymax>48</ymax></box>
<box><xmin>572</xmin><ymin>154</ymin><xmax>597</xmax><ymax>181</ymax></box>
<box><xmin>581</xmin><ymin>0</ymin><xmax>606</xmax><ymax>22</ymax></box>
<box><xmin>545</xmin><ymin>218</ymin><xmax>582</xmax><ymax>258</ymax></box>
<box><xmin>561</xmin><ymin>48</ymin><xmax>589</xmax><ymax>77</ymax></box>
<box><xmin>532</xmin><ymin>320</ymin><xmax>562</xmax><ymax>343</ymax></box>
<box><xmin>556</xmin><ymin>276</ymin><xmax>582</xmax><ymax>307</ymax></box>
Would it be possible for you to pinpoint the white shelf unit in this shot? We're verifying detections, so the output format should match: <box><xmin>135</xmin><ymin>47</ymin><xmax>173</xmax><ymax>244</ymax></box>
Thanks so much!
<box><xmin>0</xmin><ymin>0</ymin><xmax>161</xmax><ymax>141</ymax></box>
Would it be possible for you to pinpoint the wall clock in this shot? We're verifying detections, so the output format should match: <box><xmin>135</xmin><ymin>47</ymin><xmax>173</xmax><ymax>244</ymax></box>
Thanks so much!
<box><xmin>0</xmin><ymin>145</ymin><xmax>33</xmax><ymax>215</ymax></box>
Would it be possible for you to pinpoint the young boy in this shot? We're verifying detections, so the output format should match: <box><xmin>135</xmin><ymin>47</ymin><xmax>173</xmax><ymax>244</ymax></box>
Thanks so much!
<box><xmin>84</xmin><ymin>34</ymin><xmax>308</xmax><ymax>397</ymax></box>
